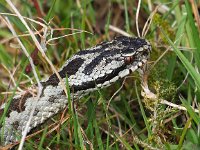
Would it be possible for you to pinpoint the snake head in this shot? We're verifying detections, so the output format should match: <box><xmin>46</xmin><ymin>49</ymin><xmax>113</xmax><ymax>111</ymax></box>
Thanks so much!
<box><xmin>67</xmin><ymin>36</ymin><xmax>151</xmax><ymax>94</ymax></box>
<box><xmin>116</xmin><ymin>36</ymin><xmax>151</xmax><ymax>67</ymax></box>
<box><xmin>100</xmin><ymin>36</ymin><xmax>151</xmax><ymax>74</ymax></box>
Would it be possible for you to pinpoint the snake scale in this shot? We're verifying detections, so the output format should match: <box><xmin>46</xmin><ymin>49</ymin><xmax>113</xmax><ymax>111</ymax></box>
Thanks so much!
<box><xmin>0</xmin><ymin>36</ymin><xmax>151</xmax><ymax>146</ymax></box>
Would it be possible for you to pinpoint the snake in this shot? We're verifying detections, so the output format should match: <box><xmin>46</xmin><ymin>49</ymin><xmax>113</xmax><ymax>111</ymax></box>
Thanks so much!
<box><xmin>0</xmin><ymin>36</ymin><xmax>151</xmax><ymax>146</ymax></box>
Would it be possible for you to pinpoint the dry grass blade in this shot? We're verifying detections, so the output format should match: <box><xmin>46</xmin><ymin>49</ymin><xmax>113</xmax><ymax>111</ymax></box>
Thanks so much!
<box><xmin>109</xmin><ymin>25</ymin><xmax>131</xmax><ymax>37</ymax></box>
<box><xmin>136</xmin><ymin>0</ymin><xmax>141</xmax><ymax>37</ymax></box>
<box><xmin>142</xmin><ymin>6</ymin><xmax>159</xmax><ymax>37</ymax></box>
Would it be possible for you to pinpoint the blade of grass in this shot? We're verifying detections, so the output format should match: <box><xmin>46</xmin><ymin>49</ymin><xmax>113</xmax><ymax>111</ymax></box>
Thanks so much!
<box><xmin>38</xmin><ymin>127</ymin><xmax>48</xmax><ymax>149</ymax></box>
<box><xmin>186</xmin><ymin>128</ymin><xmax>199</xmax><ymax>144</ymax></box>
<box><xmin>85</xmin><ymin>99</ymin><xmax>97</xmax><ymax>143</ymax></box>
<box><xmin>180</xmin><ymin>97</ymin><xmax>200</xmax><ymax>125</ymax></box>
<box><xmin>161</xmin><ymin>29</ymin><xmax>200</xmax><ymax>92</ymax></box>
<box><xmin>105</xmin><ymin>10</ymin><xmax>111</xmax><ymax>38</ymax></box>
<box><xmin>94</xmin><ymin>117</ymin><xmax>104</xmax><ymax>150</ymax></box>
<box><xmin>124</xmin><ymin>0</ymin><xmax>130</xmax><ymax>33</ymax></box>
<box><xmin>121</xmin><ymin>96</ymin><xmax>137</xmax><ymax>127</ymax></box>
<box><xmin>111</xmin><ymin>102</ymin><xmax>145</xmax><ymax>139</ymax></box>
<box><xmin>106</xmin><ymin>130</ymin><xmax>110</xmax><ymax>150</ymax></box>
<box><xmin>80</xmin><ymin>0</ymin><xmax>86</xmax><ymax>49</ymax></box>
<box><xmin>185</xmin><ymin>0</ymin><xmax>200</xmax><ymax>66</ymax></box>
<box><xmin>0</xmin><ymin>4</ymin><xmax>25</xmax><ymax>31</ymax></box>
<box><xmin>45</xmin><ymin>0</ymin><xmax>57</xmax><ymax>22</ymax></box>
<box><xmin>135</xmin><ymin>81</ymin><xmax>152</xmax><ymax>136</ymax></box>
<box><xmin>177</xmin><ymin>118</ymin><xmax>192</xmax><ymax>150</ymax></box>
<box><xmin>166</xmin><ymin>5</ymin><xmax>187</xmax><ymax>80</ymax></box>
<box><xmin>114</xmin><ymin>133</ymin><xmax>133</xmax><ymax>150</ymax></box>
<box><xmin>66</xmin><ymin>75</ymin><xmax>85</xmax><ymax>149</ymax></box>
<box><xmin>0</xmin><ymin>45</ymin><xmax>12</xmax><ymax>67</ymax></box>
<box><xmin>47</xmin><ymin>134</ymin><xmax>59</xmax><ymax>148</ymax></box>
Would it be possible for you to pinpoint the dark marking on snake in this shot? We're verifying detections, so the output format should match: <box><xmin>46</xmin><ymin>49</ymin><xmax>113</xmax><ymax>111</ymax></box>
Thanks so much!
<box><xmin>42</xmin><ymin>57</ymin><xmax>85</xmax><ymax>86</ymax></box>
<box><xmin>83</xmin><ymin>49</ymin><xmax>121</xmax><ymax>75</ymax></box>
<box><xmin>12</xmin><ymin>121</ymin><xmax>19</xmax><ymax>130</ymax></box>
<box><xmin>73</xmin><ymin>65</ymin><xmax>126</xmax><ymax>92</ymax></box>
<box><xmin>7</xmin><ymin>93</ymin><xmax>32</xmax><ymax>115</ymax></box>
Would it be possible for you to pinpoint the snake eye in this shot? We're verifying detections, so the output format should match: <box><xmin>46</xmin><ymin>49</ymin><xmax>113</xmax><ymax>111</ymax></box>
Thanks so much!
<box><xmin>124</xmin><ymin>56</ymin><xmax>134</xmax><ymax>65</ymax></box>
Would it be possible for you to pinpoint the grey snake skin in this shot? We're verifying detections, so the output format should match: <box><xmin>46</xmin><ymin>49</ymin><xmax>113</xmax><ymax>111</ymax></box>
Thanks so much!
<box><xmin>0</xmin><ymin>36</ymin><xmax>151</xmax><ymax>145</ymax></box>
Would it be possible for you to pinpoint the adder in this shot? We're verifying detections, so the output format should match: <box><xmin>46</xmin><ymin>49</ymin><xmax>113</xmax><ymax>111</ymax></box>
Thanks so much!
<box><xmin>0</xmin><ymin>36</ymin><xmax>151</xmax><ymax>145</ymax></box>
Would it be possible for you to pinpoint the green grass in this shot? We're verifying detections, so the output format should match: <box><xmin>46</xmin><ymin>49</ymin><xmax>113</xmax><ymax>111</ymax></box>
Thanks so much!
<box><xmin>1</xmin><ymin>0</ymin><xmax>200</xmax><ymax>149</ymax></box>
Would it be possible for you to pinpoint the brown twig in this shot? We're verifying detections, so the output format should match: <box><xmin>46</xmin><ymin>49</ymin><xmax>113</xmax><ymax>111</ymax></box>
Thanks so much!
<box><xmin>32</xmin><ymin>0</ymin><xmax>44</xmax><ymax>18</ymax></box>
<box><xmin>25</xmin><ymin>48</ymin><xmax>39</xmax><ymax>73</ymax></box>
<box><xmin>189</xmin><ymin>0</ymin><xmax>200</xmax><ymax>32</ymax></box>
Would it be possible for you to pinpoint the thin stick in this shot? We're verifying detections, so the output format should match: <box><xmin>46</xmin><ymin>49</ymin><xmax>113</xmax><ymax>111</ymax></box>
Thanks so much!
<box><xmin>47</xmin><ymin>31</ymin><xmax>90</xmax><ymax>43</ymax></box>
<box><xmin>147</xmin><ymin>0</ymin><xmax>152</xmax><ymax>12</ymax></box>
<box><xmin>142</xmin><ymin>6</ymin><xmax>159</xmax><ymax>37</ymax></box>
<box><xmin>0</xmin><ymin>12</ymin><xmax>46</xmax><ymax>27</ymax></box>
<box><xmin>189</xmin><ymin>0</ymin><xmax>200</xmax><ymax>33</ymax></box>
<box><xmin>160</xmin><ymin>100</ymin><xmax>199</xmax><ymax>113</ymax></box>
<box><xmin>109</xmin><ymin>25</ymin><xmax>131</xmax><ymax>37</ymax></box>
<box><xmin>107</xmin><ymin>77</ymin><xmax>127</xmax><ymax>111</ymax></box>
<box><xmin>1</xmin><ymin>64</ymin><xmax>23</xmax><ymax>92</ymax></box>
<box><xmin>136</xmin><ymin>0</ymin><xmax>141</xmax><ymax>37</ymax></box>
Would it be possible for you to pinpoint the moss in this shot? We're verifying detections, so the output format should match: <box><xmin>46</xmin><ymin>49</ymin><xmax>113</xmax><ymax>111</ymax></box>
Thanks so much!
<box><xmin>153</xmin><ymin>13</ymin><xmax>175</xmax><ymax>44</ymax></box>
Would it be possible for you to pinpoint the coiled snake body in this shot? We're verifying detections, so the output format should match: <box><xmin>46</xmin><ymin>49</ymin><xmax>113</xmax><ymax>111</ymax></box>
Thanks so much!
<box><xmin>0</xmin><ymin>36</ymin><xmax>151</xmax><ymax>145</ymax></box>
